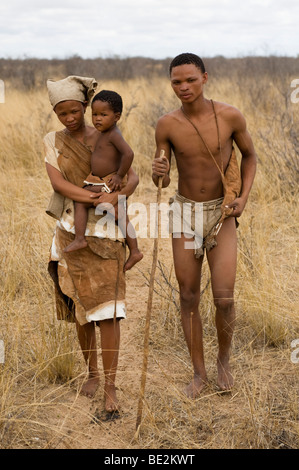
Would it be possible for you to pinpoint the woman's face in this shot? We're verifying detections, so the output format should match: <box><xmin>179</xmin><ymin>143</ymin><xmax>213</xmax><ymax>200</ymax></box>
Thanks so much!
<box><xmin>54</xmin><ymin>100</ymin><xmax>86</xmax><ymax>132</ymax></box>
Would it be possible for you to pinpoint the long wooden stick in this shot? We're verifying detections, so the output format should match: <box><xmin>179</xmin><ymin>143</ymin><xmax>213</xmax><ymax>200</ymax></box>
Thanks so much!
<box><xmin>135</xmin><ymin>150</ymin><xmax>165</xmax><ymax>435</ymax></box>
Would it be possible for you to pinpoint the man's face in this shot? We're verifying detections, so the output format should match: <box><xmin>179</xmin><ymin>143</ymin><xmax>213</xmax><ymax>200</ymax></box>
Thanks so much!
<box><xmin>170</xmin><ymin>63</ymin><xmax>208</xmax><ymax>104</ymax></box>
<box><xmin>54</xmin><ymin>100</ymin><xmax>86</xmax><ymax>132</ymax></box>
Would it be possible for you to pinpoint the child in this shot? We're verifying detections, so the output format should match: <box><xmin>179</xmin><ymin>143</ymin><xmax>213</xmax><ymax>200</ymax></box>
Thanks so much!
<box><xmin>64</xmin><ymin>90</ymin><xmax>143</xmax><ymax>271</ymax></box>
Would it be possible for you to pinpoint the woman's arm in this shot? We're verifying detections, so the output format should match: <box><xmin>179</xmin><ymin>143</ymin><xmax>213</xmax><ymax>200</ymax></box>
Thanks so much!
<box><xmin>46</xmin><ymin>163</ymin><xmax>99</xmax><ymax>204</ymax></box>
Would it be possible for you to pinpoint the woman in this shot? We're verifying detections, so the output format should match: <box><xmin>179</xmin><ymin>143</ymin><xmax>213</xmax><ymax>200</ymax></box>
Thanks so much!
<box><xmin>44</xmin><ymin>75</ymin><xmax>139</xmax><ymax>412</ymax></box>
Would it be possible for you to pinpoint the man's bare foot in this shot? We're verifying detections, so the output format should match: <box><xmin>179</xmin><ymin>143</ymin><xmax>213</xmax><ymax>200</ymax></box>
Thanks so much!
<box><xmin>123</xmin><ymin>249</ymin><xmax>143</xmax><ymax>272</ymax></box>
<box><xmin>217</xmin><ymin>356</ymin><xmax>234</xmax><ymax>391</ymax></box>
<box><xmin>104</xmin><ymin>382</ymin><xmax>119</xmax><ymax>413</ymax></box>
<box><xmin>64</xmin><ymin>238</ymin><xmax>88</xmax><ymax>253</ymax></box>
<box><xmin>185</xmin><ymin>374</ymin><xmax>207</xmax><ymax>399</ymax></box>
<box><xmin>80</xmin><ymin>374</ymin><xmax>100</xmax><ymax>398</ymax></box>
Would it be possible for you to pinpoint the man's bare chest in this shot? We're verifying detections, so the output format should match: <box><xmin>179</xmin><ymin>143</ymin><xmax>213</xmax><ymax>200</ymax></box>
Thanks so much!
<box><xmin>170</xmin><ymin>115</ymin><xmax>232</xmax><ymax>166</ymax></box>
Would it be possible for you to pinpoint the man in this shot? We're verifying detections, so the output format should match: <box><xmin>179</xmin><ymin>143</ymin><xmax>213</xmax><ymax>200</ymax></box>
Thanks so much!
<box><xmin>152</xmin><ymin>53</ymin><xmax>257</xmax><ymax>397</ymax></box>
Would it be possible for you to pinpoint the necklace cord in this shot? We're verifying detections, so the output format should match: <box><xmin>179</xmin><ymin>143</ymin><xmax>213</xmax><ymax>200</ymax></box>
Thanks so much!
<box><xmin>180</xmin><ymin>100</ymin><xmax>225</xmax><ymax>180</ymax></box>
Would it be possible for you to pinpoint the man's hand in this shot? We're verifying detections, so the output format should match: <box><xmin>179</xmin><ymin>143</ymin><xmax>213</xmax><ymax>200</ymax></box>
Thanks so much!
<box><xmin>152</xmin><ymin>156</ymin><xmax>169</xmax><ymax>177</ymax></box>
<box><xmin>224</xmin><ymin>197</ymin><xmax>246</xmax><ymax>218</ymax></box>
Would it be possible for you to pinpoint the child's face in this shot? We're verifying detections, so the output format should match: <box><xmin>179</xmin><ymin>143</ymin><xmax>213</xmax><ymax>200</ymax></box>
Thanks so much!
<box><xmin>54</xmin><ymin>100</ymin><xmax>86</xmax><ymax>132</ymax></box>
<box><xmin>92</xmin><ymin>100</ymin><xmax>120</xmax><ymax>132</ymax></box>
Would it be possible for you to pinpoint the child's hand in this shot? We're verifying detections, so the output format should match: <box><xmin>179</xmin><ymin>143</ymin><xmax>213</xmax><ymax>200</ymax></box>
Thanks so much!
<box><xmin>108</xmin><ymin>174</ymin><xmax>122</xmax><ymax>192</ymax></box>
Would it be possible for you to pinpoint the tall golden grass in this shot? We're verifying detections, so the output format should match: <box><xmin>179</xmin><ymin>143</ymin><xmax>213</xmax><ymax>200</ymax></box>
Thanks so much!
<box><xmin>0</xmin><ymin>69</ymin><xmax>298</xmax><ymax>449</ymax></box>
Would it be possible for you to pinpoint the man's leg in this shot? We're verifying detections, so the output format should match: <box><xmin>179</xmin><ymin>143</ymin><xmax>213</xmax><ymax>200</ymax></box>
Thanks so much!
<box><xmin>98</xmin><ymin>319</ymin><xmax>120</xmax><ymax>412</ymax></box>
<box><xmin>207</xmin><ymin>217</ymin><xmax>237</xmax><ymax>391</ymax></box>
<box><xmin>172</xmin><ymin>234</ymin><xmax>207</xmax><ymax>398</ymax></box>
<box><xmin>75</xmin><ymin>320</ymin><xmax>100</xmax><ymax>398</ymax></box>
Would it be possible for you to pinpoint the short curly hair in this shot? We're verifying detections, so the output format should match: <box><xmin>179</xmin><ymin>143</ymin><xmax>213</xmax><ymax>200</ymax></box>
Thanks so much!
<box><xmin>92</xmin><ymin>90</ymin><xmax>123</xmax><ymax>114</ymax></box>
<box><xmin>169</xmin><ymin>53</ymin><xmax>206</xmax><ymax>75</ymax></box>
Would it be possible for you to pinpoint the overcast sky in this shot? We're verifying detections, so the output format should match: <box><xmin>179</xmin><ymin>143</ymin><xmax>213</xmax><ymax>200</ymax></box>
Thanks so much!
<box><xmin>0</xmin><ymin>0</ymin><xmax>298</xmax><ymax>59</ymax></box>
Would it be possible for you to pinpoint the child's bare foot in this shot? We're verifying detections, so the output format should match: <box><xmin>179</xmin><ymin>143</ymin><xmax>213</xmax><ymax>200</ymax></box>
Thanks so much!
<box><xmin>124</xmin><ymin>249</ymin><xmax>143</xmax><ymax>272</ymax></box>
<box><xmin>104</xmin><ymin>382</ymin><xmax>119</xmax><ymax>413</ymax></box>
<box><xmin>80</xmin><ymin>374</ymin><xmax>100</xmax><ymax>398</ymax></box>
<box><xmin>185</xmin><ymin>374</ymin><xmax>207</xmax><ymax>399</ymax></box>
<box><xmin>217</xmin><ymin>356</ymin><xmax>234</xmax><ymax>392</ymax></box>
<box><xmin>64</xmin><ymin>238</ymin><xmax>88</xmax><ymax>253</ymax></box>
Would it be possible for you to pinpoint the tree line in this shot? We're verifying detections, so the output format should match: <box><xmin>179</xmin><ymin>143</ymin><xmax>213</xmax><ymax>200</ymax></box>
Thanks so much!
<box><xmin>1</xmin><ymin>54</ymin><xmax>299</xmax><ymax>90</ymax></box>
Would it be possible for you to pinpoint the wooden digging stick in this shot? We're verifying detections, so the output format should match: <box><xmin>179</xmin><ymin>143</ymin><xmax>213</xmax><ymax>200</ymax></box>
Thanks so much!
<box><xmin>135</xmin><ymin>150</ymin><xmax>165</xmax><ymax>435</ymax></box>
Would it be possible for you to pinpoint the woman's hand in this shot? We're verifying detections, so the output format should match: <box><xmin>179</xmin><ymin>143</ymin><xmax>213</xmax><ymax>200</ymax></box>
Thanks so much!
<box><xmin>90</xmin><ymin>190</ymin><xmax>119</xmax><ymax>207</ymax></box>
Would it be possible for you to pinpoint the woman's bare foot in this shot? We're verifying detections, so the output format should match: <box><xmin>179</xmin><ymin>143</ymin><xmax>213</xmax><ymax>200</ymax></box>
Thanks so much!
<box><xmin>185</xmin><ymin>374</ymin><xmax>207</xmax><ymax>399</ymax></box>
<box><xmin>217</xmin><ymin>356</ymin><xmax>234</xmax><ymax>391</ymax></box>
<box><xmin>64</xmin><ymin>238</ymin><xmax>88</xmax><ymax>253</ymax></box>
<box><xmin>80</xmin><ymin>374</ymin><xmax>100</xmax><ymax>398</ymax></box>
<box><xmin>123</xmin><ymin>249</ymin><xmax>143</xmax><ymax>272</ymax></box>
<box><xmin>104</xmin><ymin>382</ymin><xmax>119</xmax><ymax>413</ymax></box>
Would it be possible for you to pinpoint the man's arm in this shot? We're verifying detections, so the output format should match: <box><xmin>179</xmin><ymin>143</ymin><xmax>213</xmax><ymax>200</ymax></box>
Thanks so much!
<box><xmin>227</xmin><ymin>108</ymin><xmax>257</xmax><ymax>217</ymax></box>
<box><xmin>152</xmin><ymin>115</ymin><xmax>172</xmax><ymax>188</ymax></box>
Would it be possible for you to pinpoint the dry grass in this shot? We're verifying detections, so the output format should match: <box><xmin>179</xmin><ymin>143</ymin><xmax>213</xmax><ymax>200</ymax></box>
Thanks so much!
<box><xmin>0</xmin><ymin>69</ymin><xmax>298</xmax><ymax>449</ymax></box>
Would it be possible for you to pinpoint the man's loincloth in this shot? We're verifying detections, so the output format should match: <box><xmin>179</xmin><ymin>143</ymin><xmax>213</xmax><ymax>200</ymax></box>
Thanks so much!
<box><xmin>168</xmin><ymin>192</ymin><xmax>223</xmax><ymax>258</ymax></box>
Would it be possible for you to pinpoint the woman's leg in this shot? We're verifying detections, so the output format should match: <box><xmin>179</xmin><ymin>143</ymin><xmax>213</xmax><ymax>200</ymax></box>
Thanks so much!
<box><xmin>75</xmin><ymin>319</ymin><xmax>100</xmax><ymax>397</ymax></box>
<box><xmin>98</xmin><ymin>318</ymin><xmax>121</xmax><ymax>412</ymax></box>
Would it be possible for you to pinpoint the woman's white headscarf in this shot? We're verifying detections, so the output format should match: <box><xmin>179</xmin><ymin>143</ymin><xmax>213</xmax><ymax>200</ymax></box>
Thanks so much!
<box><xmin>47</xmin><ymin>75</ymin><xmax>97</xmax><ymax>109</ymax></box>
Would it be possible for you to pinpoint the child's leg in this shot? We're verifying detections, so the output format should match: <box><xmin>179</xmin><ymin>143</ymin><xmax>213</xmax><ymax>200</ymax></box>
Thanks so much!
<box><xmin>64</xmin><ymin>202</ymin><xmax>91</xmax><ymax>252</ymax></box>
<box><xmin>116</xmin><ymin>201</ymin><xmax>143</xmax><ymax>271</ymax></box>
<box><xmin>124</xmin><ymin>216</ymin><xmax>143</xmax><ymax>271</ymax></box>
